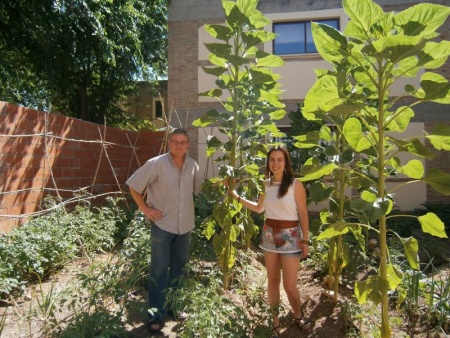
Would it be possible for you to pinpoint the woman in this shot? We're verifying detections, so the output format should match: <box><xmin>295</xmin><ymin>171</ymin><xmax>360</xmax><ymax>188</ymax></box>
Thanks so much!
<box><xmin>228</xmin><ymin>145</ymin><xmax>312</xmax><ymax>337</ymax></box>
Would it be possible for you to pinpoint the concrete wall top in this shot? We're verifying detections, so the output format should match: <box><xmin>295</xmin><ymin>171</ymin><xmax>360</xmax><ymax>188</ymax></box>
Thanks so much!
<box><xmin>169</xmin><ymin>0</ymin><xmax>448</xmax><ymax>22</ymax></box>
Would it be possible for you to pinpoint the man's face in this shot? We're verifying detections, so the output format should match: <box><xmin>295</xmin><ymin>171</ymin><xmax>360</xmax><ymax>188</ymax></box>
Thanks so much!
<box><xmin>168</xmin><ymin>134</ymin><xmax>190</xmax><ymax>156</ymax></box>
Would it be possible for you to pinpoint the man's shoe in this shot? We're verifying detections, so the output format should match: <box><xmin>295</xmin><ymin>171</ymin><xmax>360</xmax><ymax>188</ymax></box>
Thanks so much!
<box><xmin>148</xmin><ymin>318</ymin><xmax>164</xmax><ymax>333</ymax></box>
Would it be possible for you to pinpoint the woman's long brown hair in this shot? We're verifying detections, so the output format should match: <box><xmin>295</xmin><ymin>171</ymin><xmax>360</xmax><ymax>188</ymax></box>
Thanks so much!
<box><xmin>265</xmin><ymin>145</ymin><xmax>295</xmax><ymax>198</ymax></box>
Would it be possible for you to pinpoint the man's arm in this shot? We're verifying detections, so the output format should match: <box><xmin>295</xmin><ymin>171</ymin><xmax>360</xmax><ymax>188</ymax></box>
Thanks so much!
<box><xmin>129</xmin><ymin>187</ymin><xmax>163</xmax><ymax>222</ymax></box>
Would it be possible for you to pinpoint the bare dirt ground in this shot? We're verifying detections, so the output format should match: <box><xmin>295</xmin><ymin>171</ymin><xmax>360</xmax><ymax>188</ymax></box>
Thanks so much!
<box><xmin>1</xmin><ymin>253</ymin><xmax>449</xmax><ymax>338</ymax></box>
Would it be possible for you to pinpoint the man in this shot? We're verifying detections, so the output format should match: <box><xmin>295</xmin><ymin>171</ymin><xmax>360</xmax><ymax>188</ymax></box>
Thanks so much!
<box><xmin>126</xmin><ymin>128</ymin><xmax>202</xmax><ymax>333</ymax></box>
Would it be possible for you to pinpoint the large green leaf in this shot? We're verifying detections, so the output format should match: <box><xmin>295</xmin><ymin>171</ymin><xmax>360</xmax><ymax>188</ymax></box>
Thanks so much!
<box><xmin>300</xmin><ymin>158</ymin><xmax>339</xmax><ymax>181</ymax></box>
<box><xmin>350</xmin><ymin>197</ymin><xmax>392</xmax><ymax>222</ymax></box>
<box><xmin>248</xmin><ymin>12</ymin><xmax>272</xmax><ymax>30</ymax></box>
<box><xmin>269</xmin><ymin>109</ymin><xmax>286</xmax><ymax>120</ymax></box>
<box><xmin>226</xmin><ymin>4</ymin><xmax>247</xmax><ymax>29</ymax></box>
<box><xmin>258</xmin><ymin>89</ymin><xmax>285</xmax><ymax>108</ymax></box>
<box><xmin>303</xmin><ymin>75</ymin><xmax>339</xmax><ymax>121</ymax></box>
<box><xmin>317</xmin><ymin>221</ymin><xmax>353</xmax><ymax>240</ymax></box>
<box><xmin>227</xmin><ymin>54</ymin><xmax>252</xmax><ymax>67</ymax></box>
<box><xmin>343</xmin><ymin>0</ymin><xmax>384</xmax><ymax>41</ymax></box>
<box><xmin>355</xmin><ymin>275</ymin><xmax>389</xmax><ymax>305</ymax></box>
<box><xmin>202</xmin><ymin>66</ymin><xmax>227</xmax><ymax>77</ymax></box>
<box><xmin>426</xmin><ymin>124</ymin><xmax>450</xmax><ymax>151</ymax></box>
<box><xmin>414</xmin><ymin>72</ymin><xmax>450</xmax><ymax>103</ymax></box>
<box><xmin>386</xmin><ymin>264</ymin><xmax>403</xmax><ymax>290</ymax></box>
<box><xmin>244</xmin><ymin>163</ymin><xmax>260</xmax><ymax>176</ymax></box>
<box><xmin>394</xmin><ymin>4</ymin><xmax>450</xmax><ymax>38</ymax></box>
<box><xmin>243</xmin><ymin>31</ymin><xmax>276</xmax><ymax>48</ymax></box>
<box><xmin>192</xmin><ymin>109</ymin><xmax>226</xmax><ymax>127</ymax></box>
<box><xmin>363</xmin><ymin>35</ymin><xmax>425</xmax><ymax>65</ymax></box>
<box><xmin>401</xmin><ymin>237</ymin><xmax>419</xmax><ymax>270</ymax></box>
<box><xmin>343</xmin><ymin>118</ymin><xmax>373</xmax><ymax>152</ymax></box>
<box><xmin>423</xmin><ymin>168</ymin><xmax>450</xmax><ymax>196</ymax></box>
<box><xmin>293</xmin><ymin>131</ymin><xmax>322</xmax><ymax>149</ymax></box>
<box><xmin>202</xmin><ymin>217</ymin><xmax>217</xmax><ymax>240</ymax></box>
<box><xmin>397</xmin><ymin>159</ymin><xmax>424</xmax><ymax>179</ymax></box>
<box><xmin>416</xmin><ymin>41</ymin><xmax>450</xmax><ymax>70</ymax></box>
<box><xmin>209</xmin><ymin>53</ymin><xmax>227</xmax><ymax>67</ymax></box>
<box><xmin>309</xmin><ymin>181</ymin><xmax>333</xmax><ymax>204</ymax></box>
<box><xmin>390</xmin><ymin>137</ymin><xmax>435</xmax><ymax>159</ymax></box>
<box><xmin>312</xmin><ymin>22</ymin><xmax>348</xmax><ymax>63</ymax></box>
<box><xmin>385</xmin><ymin>107</ymin><xmax>414</xmax><ymax>132</ymax></box>
<box><xmin>206</xmin><ymin>136</ymin><xmax>224</xmax><ymax>157</ymax></box>
<box><xmin>236</xmin><ymin>0</ymin><xmax>258</xmax><ymax>16</ymax></box>
<box><xmin>204</xmin><ymin>24</ymin><xmax>232</xmax><ymax>41</ymax></box>
<box><xmin>418</xmin><ymin>212</ymin><xmax>448</xmax><ymax>238</ymax></box>
<box><xmin>205</xmin><ymin>43</ymin><xmax>232</xmax><ymax>58</ymax></box>
<box><xmin>255</xmin><ymin>51</ymin><xmax>284</xmax><ymax>67</ymax></box>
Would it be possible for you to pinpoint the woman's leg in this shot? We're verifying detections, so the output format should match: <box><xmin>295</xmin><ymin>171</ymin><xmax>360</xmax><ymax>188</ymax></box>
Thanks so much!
<box><xmin>280</xmin><ymin>254</ymin><xmax>302</xmax><ymax>318</ymax></box>
<box><xmin>264</xmin><ymin>251</ymin><xmax>282</xmax><ymax>326</ymax></box>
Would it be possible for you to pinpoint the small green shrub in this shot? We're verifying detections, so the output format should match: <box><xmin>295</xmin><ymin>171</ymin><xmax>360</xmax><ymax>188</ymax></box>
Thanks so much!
<box><xmin>0</xmin><ymin>195</ymin><xmax>130</xmax><ymax>299</ymax></box>
<box><xmin>119</xmin><ymin>212</ymin><xmax>151</xmax><ymax>287</ymax></box>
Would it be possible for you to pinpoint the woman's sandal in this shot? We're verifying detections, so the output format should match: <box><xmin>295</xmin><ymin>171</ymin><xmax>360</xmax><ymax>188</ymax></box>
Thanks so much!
<box><xmin>294</xmin><ymin>317</ymin><xmax>313</xmax><ymax>331</ymax></box>
<box><xmin>148</xmin><ymin>317</ymin><xmax>164</xmax><ymax>333</ymax></box>
<box><xmin>270</xmin><ymin>324</ymin><xmax>281</xmax><ymax>338</ymax></box>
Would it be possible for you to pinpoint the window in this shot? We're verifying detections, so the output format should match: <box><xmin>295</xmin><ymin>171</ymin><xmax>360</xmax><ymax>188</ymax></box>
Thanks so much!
<box><xmin>153</xmin><ymin>98</ymin><xmax>163</xmax><ymax>119</ymax></box>
<box><xmin>273</xmin><ymin>19</ymin><xmax>339</xmax><ymax>55</ymax></box>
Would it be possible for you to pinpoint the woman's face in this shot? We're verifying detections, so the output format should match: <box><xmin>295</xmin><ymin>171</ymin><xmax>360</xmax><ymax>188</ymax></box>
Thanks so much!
<box><xmin>268</xmin><ymin>150</ymin><xmax>285</xmax><ymax>177</ymax></box>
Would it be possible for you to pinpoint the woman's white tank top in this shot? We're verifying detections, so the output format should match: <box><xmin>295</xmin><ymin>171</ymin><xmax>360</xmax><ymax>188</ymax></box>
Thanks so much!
<box><xmin>263</xmin><ymin>181</ymin><xmax>298</xmax><ymax>221</ymax></box>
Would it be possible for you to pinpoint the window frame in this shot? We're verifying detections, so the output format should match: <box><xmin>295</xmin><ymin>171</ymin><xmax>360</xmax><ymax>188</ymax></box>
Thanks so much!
<box><xmin>272</xmin><ymin>18</ymin><xmax>340</xmax><ymax>56</ymax></box>
<box><xmin>152</xmin><ymin>97</ymin><xmax>164</xmax><ymax>119</ymax></box>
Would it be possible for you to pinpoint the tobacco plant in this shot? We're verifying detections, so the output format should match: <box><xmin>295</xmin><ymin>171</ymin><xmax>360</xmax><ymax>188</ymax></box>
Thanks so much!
<box><xmin>298</xmin><ymin>0</ymin><xmax>450</xmax><ymax>336</ymax></box>
<box><xmin>193</xmin><ymin>0</ymin><xmax>285</xmax><ymax>288</ymax></box>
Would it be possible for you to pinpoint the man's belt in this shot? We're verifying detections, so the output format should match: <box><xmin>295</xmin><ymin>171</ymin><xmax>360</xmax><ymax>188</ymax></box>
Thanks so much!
<box><xmin>265</xmin><ymin>218</ymin><xmax>298</xmax><ymax>229</ymax></box>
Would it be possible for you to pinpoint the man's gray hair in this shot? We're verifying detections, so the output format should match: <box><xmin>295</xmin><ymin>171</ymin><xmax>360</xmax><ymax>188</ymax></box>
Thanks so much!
<box><xmin>169</xmin><ymin>128</ymin><xmax>190</xmax><ymax>142</ymax></box>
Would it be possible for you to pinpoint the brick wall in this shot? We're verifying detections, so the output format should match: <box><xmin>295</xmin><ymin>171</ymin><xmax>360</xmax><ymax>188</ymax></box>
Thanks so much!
<box><xmin>0</xmin><ymin>101</ymin><xmax>164</xmax><ymax>232</ymax></box>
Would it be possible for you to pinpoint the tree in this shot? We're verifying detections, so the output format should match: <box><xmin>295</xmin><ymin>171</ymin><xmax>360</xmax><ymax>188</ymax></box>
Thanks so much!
<box><xmin>0</xmin><ymin>0</ymin><xmax>167</xmax><ymax>125</ymax></box>
<box><xmin>193</xmin><ymin>0</ymin><xmax>285</xmax><ymax>289</ymax></box>
<box><xmin>298</xmin><ymin>0</ymin><xmax>450</xmax><ymax>336</ymax></box>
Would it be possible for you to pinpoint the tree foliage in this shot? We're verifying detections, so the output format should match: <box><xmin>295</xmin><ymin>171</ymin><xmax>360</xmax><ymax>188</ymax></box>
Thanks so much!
<box><xmin>298</xmin><ymin>0</ymin><xmax>450</xmax><ymax>336</ymax></box>
<box><xmin>193</xmin><ymin>0</ymin><xmax>285</xmax><ymax>289</ymax></box>
<box><xmin>0</xmin><ymin>0</ymin><xmax>168</xmax><ymax>125</ymax></box>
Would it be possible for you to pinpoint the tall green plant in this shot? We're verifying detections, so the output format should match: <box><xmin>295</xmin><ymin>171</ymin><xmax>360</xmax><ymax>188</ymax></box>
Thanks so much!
<box><xmin>193</xmin><ymin>0</ymin><xmax>285</xmax><ymax>289</ymax></box>
<box><xmin>298</xmin><ymin>0</ymin><xmax>450</xmax><ymax>336</ymax></box>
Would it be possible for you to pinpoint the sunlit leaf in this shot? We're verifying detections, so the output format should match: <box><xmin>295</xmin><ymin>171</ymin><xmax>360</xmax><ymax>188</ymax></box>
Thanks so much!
<box><xmin>204</xmin><ymin>24</ymin><xmax>232</xmax><ymax>41</ymax></box>
<box><xmin>385</xmin><ymin>107</ymin><xmax>414</xmax><ymax>132</ymax></box>
<box><xmin>317</xmin><ymin>222</ymin><xmax>355</xmax><ymax>240</ymax></box>
<box><xmin>202</xmin><ymin>217</ymin><xmax>217</xmax><ymax>240</ymax></box>
<box><xmin>400</xmin><ymin>237</ymin><xmax>419</xmax><ymax>270</ymax></box>
<box><xmin>386</xmin><ymin>264</ymin><xmax>403</xmax><ymax>290</ymax></box>
<box><xmin>255</xmin><ymin>51</ymin><xmax>284</xmax><ymax>67</ymax></box>
<box><xmin>397</xmin><ymin>159</ymin><xmax>424</xmax><ymax>179</ymax></box>
<box><xmin>413</xmin><ymin>72</ymin><xmax>450</xmax><ymax>103</ymax></box>
<box><xmin>426</xmin><ymin>124</ymin><xmax>450</xmax><ymax>151</ymax></box>
<box><xmin>395</xmin><ymin>4</ymin><xmax>450</xmax><ymax>38</ymax></box>
<box><xmin>343</xmin><ymin>0</ymin><xmax>384</xmax><ymax>41</ymax></box>
<box><xmin>300</xmin><ymin>159</ymin><xmax>339</xmax><ymax>181</ymax></box>
<box><xmin>343</xmin><ymin>118</ymin><xmax>373</xmax><ymax>152</ymax></box>
<box><xmin>312</xmin><ymin>22</ymin><xmax>348</xmax><ymax>63</ymax></box>
<box><xmin>418</xmin><ymin>212</ymin><xmax>448</xmax><ymax>238</ymax></box>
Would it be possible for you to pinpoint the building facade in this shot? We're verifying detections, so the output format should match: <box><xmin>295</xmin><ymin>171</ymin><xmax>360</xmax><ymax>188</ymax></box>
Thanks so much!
<box><xmin>167</xmin><ymin>0</ymin><xmax>450</xmax><ymax>211</ymax></box>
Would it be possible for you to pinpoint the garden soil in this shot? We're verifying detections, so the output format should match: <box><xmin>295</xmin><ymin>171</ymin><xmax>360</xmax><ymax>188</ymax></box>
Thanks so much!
<box><xmin>1</xmin><ymin>253</ymin><xmax>449</xmax><ymax>337</ymax></box>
